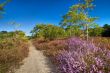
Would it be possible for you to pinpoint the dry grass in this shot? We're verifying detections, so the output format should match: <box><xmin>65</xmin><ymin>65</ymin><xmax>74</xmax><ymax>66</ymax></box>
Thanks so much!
<box><xmin>32</xmin><ymin>38</ymin><xmax>66</xmax><ymax>57</ymax></box>
<box><xmin>89</xmin><ymin>37</ymin><xmax>110</xmax><ymax>50</ymax></box>
<box><xmin>0</xmin><ymin>37</ymin><xmax>29</xmax><ymax>73</ymax></box>
<box><xmin>33</xmin><ymin>37</ymin><xmax>110</xmax><ymax>57</ymax></box>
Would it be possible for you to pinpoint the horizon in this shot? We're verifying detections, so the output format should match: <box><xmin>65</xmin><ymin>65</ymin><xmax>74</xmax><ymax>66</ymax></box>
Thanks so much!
<box><xmin>0</xmin><ymin>0</ymin><xmax>110</xmax><ymax>36</ymax></box>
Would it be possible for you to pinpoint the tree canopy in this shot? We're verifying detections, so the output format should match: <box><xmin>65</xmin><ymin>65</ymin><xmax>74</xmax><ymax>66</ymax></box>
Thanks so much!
<box><xmin>0</xmin><ymin>0</ymin><xmax>11</xmax><ymax>18</ymax></box>
<box><xmin>60</xmin><ymin>0</ymin><xmax>97</xmax><ymax>40</ymax></box>
<box><xmin>31</xmin><ymin>24</ymin><xmax>65</xmax><ymax>40</ymax></box>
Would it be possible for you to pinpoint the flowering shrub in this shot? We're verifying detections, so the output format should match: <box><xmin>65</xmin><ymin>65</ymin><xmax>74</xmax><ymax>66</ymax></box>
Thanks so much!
<box><xmin>56</xmin><ymin>38</ymin><xmax>110</xmax><ymax>73</ymax></box>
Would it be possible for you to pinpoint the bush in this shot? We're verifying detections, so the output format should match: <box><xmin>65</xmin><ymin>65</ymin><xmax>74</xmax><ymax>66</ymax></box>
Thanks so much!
<box><xmin>32</xmin><ymin>37</ymin><xmax>110</xmax><ymax>73</ymax></box>
<box><xmin>0</xmin><ymin>31</ymin><xmax>29</xmax><ymax>73</ymax></box>
<box><xmin>102</xmin><ymin>24</ymin><xmax>110</xmax><ymax>37</ymax></box>
<box><xmin>32</xmin><ymin>38</ymin><xmax>66</xmax><ymax>57</ymax></box>
<box><xmin>89</xmin><ymin>37</ymin><xmax>110</xmax><ymax>50</ymax></box>
<box><xmin>56</xmin><ymin>38</ymin><xmax>110</xmax><ymax>73</ymax></box>
<box><xmin>89</xmin><ymin>27</ymin><xmax>104</xmax><ymax>37</ymax></box>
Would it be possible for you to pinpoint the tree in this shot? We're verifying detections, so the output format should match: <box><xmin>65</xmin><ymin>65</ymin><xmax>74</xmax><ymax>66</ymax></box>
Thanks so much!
<box><xmin>89</xmin><ymin>27</ymin><xmax>104</xmax><ymax>37</ymax></box>
<box><xmin>65</xmin><ymin>25</ymin><xmax>82</xmax><ymax>37</ymax></box>
<box><xmin>102</xmin><ymin>24</ymin><xmax>110</xmax><ymax>37</ymax></box>
<box><xmin>31</xmin><ymin>24</ymin><xmax>65</xmax><ymax>40</ymax></box>
<box><xmin>0</xmin><ymin>0</ymin><xmax>11</xmax><ymax>18</ymax></box>
<box><xmin>60</xmin><ymin>0</ymin><xmax>97</xmax><ymax>40</ymax></box>
<box><xmin>0</xmin><ymin>31</ymin><xmax>7</xmax><ymax>34</ymax></box>
<box><xmin>103</xmin><ymin>24</ymin><xmax>110</xmax><ymax>30</ymax></box>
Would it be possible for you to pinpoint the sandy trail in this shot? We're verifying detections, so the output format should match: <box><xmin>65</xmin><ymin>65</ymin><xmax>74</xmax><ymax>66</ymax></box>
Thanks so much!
<box><xmin>15</xmin><ymin>42</ymin><xmax>57</xmax><ymax>73</ymax></box>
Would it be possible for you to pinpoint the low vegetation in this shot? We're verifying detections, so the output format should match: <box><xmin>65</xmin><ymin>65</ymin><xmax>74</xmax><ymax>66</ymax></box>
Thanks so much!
<box><xmin>32</xmin><ymin>38</ymin><xmax>66</xmax><ymax>57</ymax></box>
<box><xmin>56</xmin><ymin>38</ymin><xmax>110</xmax><ymax>73</ymax></box>
<box><xmin>0</xmin><ymin>31</ymin><xmax>29</xmax><ymax>73</ymax></box>
<box><xmin>32</xmin><ymin>37</ymin><xmax>110</xmax><ymax>73</ymax></box>
<box><xmin>89</xmin><ymin>37</ymin><xmax>110</xmax><ymax>50</ymax></box>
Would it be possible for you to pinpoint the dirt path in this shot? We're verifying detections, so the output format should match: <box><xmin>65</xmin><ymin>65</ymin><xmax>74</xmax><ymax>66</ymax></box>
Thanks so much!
<box><xmin>14</xmin><ymin>42</ymin><xmax>57</xmax><ymax>73</ymax></box>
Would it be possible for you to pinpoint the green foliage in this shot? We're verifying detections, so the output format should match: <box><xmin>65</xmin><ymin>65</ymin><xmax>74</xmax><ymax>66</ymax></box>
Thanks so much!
<box><xmin>31</xmin><ymin>24</ymin><xmax>65</xmax><ymax>40</ymax></box>
<box><xmin>65</xmin><ymin>25</ymin><xmax>82</xmax><ymax>37</ymax></box>
<box><xmin>0</xmin><ymin>0</ymin><xmax>11</xmax><ymax>10</ymax></box>
<box><xmin>31</xmin><ymin>23</ymin><xmax>109</xmax><ymax>39</ymax></box>
<box><xmin>0</xmin><ymin>0</ymin><xmax>11</xmax><ymax>18</ymax></box>
<box><xmin>61</xmin><ymin>0</ymin><xmax>97</xmax><ymax>27</ymax></box>
<box><xmin>103</xmin><ymin>24</ymin><xmax>110</xmax><ymax>30</ymax></box>
<box><xmin>89</xmin><ymin>27</ymin><xmax>104</xmax><ymax>36</ymax></box>
<box><xmin>102</xmin><ymin>24</ymin><xmax>110</xmax><ymax>37</ymax></box>
<box><xmin>0</xmin><ymin>31</ymin><xmax>27</xmax><ymax>41</ymax></box>
<box><xmin>60</xmin><ymin>0</ymin><xmax>97</xmax><ymax>39</ymax></box>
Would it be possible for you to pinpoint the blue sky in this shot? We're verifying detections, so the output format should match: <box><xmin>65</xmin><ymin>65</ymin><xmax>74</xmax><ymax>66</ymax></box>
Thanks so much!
<box><xmin>0</xmin><ymin>0</ymin><xmax>110</xmax><ymax>35</ymax></box>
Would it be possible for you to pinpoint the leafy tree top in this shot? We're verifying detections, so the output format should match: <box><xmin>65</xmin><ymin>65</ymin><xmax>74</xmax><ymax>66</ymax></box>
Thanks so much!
<box><xmin>60</xmin><ymin>0</ymin><xmax>97</xmax><ymax>27</ymax></box>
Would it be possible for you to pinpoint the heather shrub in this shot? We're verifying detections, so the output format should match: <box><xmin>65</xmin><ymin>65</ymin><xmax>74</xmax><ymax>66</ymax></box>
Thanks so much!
<box><xmin>56</xmin><ymin>38</ymin><xmax>110</xmax><ymax>73</ymax></box>
<box><xmin>33</xmin><ymin>39</ymin><xmax>66</xmax><ymax>57</ymax></box>
<box><xmin>90</xmin><ymin>37</ymin><xmax>110</xmax><ymax>50</ymax></box>
<box><xmin>0</xmin><ymin>31</ymin><xmax>29</xmax><ymax>73</ymax></box>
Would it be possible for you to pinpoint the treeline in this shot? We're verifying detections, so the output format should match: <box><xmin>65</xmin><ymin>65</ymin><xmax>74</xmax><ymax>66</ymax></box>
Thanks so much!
<box><xmin>102</xmin><ymin>24</ymin><xmax>110</xmax><ymax>37</ymax></box>
<box><xmin>89</xmin><ymin>24</ymin><xmax>110</xmax><ymax>37</ymax></box>
<box><xmin>0</xmin><ymin>30</ymin><xmax>28</xmax><ymax>40</ymax></box>
<box><xmin>31</xmin><ymin>0</ymin><xmax>109</xmax><ymax>40</ymax></box>
<box><xmin>31</xmin><ymin>24</ymin><xmax>110</xmax><ymax>40</ymax></box>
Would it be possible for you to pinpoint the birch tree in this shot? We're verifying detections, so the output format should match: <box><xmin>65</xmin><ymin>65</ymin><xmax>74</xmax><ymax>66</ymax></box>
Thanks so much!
<box><xmin>60</xmin><ymin>0</ymin><xmax>97</xmax><ymax>40</ymax></box>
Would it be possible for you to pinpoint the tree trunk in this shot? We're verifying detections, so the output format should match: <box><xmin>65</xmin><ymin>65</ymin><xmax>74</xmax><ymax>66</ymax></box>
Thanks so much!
<box><xmin>86</xmin><ymin>24</ymin><xmax>89</xmax><ymax>41</ymax></box>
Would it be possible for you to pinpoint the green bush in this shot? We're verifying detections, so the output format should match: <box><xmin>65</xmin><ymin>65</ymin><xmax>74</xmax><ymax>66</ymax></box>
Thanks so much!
<box><xmin>31</xmin><ymin>24</ymin><xmax>65</xmax><ymax>40</ymax></box>
<box><xmin>88</xmin><ymin>27</ymin><xmax>104</xmax><ymax>37</ymax></box>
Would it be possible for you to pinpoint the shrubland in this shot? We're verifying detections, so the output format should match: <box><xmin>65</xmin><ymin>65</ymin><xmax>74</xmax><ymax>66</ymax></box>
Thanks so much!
<box><xmin>89</xmin><ymin>37</ymin><xmax>110</xmax><ymax>50</ymax></box>
<box><xmin>32</xmin><ymin>38</ymin><xmax>66</xmax><ymax>57</ymax></box>
<box><xmin>0</xmin><ymin>31</ymin><xmax>29</xmax><ymax>73</ymax></box>
<box><xmin>32</xmin><ymin>37</ymin><xmax>110</xmax><ymax>73</ymax></box>
<box><xmin>1</xmin><ymin>0</ymin><xmax>110</xmax><ymax>73</ymax></box>
<box><xmin>31</xmin><ymin>8</ymin><xmax>110</xmax><ymax>73</ymax></box>
<box><xmin>56</xmin><ymin>38</ymin><xmax>110</xmax><ymax>73</ymax></box>
<box><xmin>31</xmin><ymin>5</ymin><xmax>110</xmax><ymax>73</ymax></box>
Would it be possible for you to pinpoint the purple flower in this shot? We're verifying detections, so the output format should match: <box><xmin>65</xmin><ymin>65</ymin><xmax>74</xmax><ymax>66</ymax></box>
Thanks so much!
<box><xmin>56</xmin><ymin>37</ymin><xmax>110</xmax><ymax>73</ymax></box>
